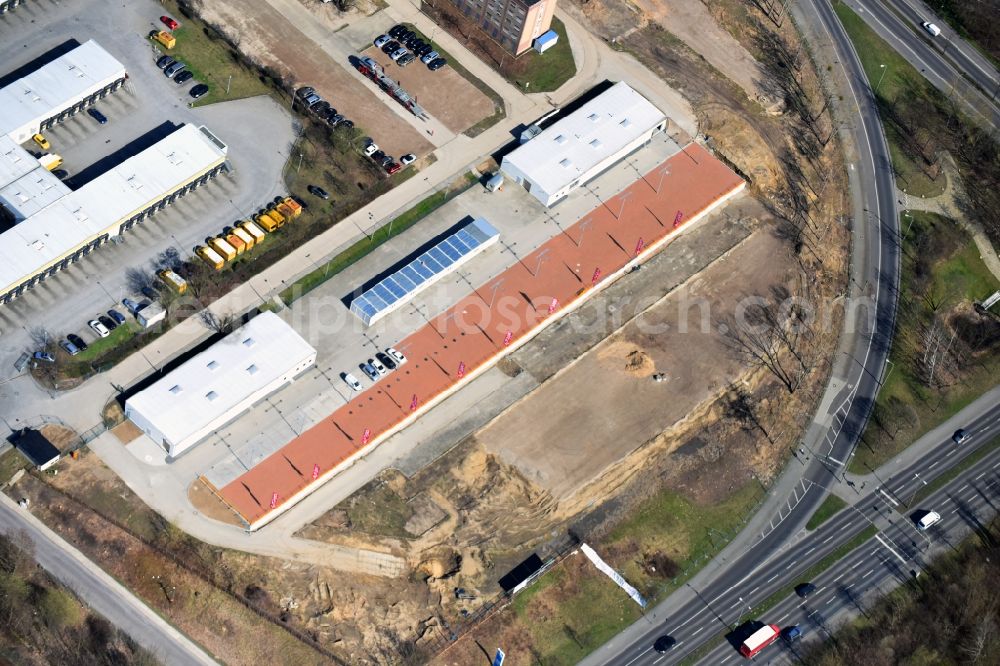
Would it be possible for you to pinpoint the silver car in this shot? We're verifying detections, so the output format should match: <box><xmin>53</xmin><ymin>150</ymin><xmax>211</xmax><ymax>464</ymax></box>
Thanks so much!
<box><xmin>420</xmin><ymin>50</ymin><xmax>439</xmax><ymax>64</ymax></box>
<box><xmin>390</xmin><ymin>48</ymin><xmax>408</xmax><ymax>62</ymax></box>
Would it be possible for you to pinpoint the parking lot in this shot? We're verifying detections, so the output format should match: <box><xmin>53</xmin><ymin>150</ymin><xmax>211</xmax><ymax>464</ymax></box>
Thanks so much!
<box><xmin>0</xmin><ymin>0</ymin><xmax>296</xmax><ymax>401</ymax></box>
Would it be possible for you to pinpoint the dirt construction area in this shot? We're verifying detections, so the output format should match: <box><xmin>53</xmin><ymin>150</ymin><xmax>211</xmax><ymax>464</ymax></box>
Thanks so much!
<box><xmin>479</xmin><ymin>224</ymin><xmax>794</xmax><ymax>500</ymax></box>
<box><xmin>359</xmin><ymin>46</ymin><xmax>495</xmax><ymax>134</ymax></box>
<box><xmin>194</xmin><ymin>0</ymin><xmax>433</xmax><ymax>158</ymax></box>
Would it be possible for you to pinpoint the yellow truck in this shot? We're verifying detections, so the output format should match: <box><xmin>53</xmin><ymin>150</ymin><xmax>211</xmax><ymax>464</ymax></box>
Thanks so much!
<box><xmin>266</xmin><ymin>207</ymin><xmax>286</xmax><ymax>226</ymax></box>
<box><xmin>231</xmin><ymin>226</ymin><xmax>255</xmax><ymax>250</ymax></box>
<box><xmin>196</xmin><ymin>245</ymin><xmax>225</xmax><ymax>271</ymax></box>
<box><xmin>153</xmin><ymin>31</ymin><xmax>176</xmax><ymax>49</ymax></box>
<box><xmin>254</xmin><ymin>212</ymin><xmax>282</xmax><ymax>232</ymax></box>
<box><xmin>157</xmin><ymin>269</ymin><xmax>188</xmax><ymax>294</ymax></box>
<box><xmin>275</xmin><ymin>202</ymin><xmax>296</xmax><ymax>220</ymax></box>
<box><xmin>240</xmin><ymin>220</ymin><xmax>266</xmax><ymax>242</ymax></box>
<box><xmin>38</xmin><ymin>154</ymin><xmax>63</xmax><ymax>171</ymax></box>
<box><xmin>209</xmin><ymin>237</ymin><xmax>237</xmax><ymax>261</ymax></box>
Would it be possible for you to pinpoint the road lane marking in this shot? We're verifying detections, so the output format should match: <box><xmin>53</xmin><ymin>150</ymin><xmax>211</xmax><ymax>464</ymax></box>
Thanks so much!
<box><xmin>691</xmin><ymin>626</ymin><xmax>704</xmax><ymax>636</ymax></box>
<box><xmin>750</xmin><ymin>586</ymin><xmax>759</xmax><ymax>595</ymax></box>
<box><xmin>977</xmin><ymin>472</ymin><xmax>986</xmax><ymax>480</ymax></box>
<box><xmin>834</xmin><ymin>572</ymin><xmax>846</xmax><ymax>582</ymax></box>
<box><xmin>806</xmin><ymin>547</ymin><xmax>816</xmax><ymax>555</ymax></box>
<box><xmin>928</xmin><ymin>460</ymin><xmax>938</xmax><ymax>469</ymax></box>
<box><xmin>823</xmin><ymin>535</ymin><xmax>834</xmax><ymax>544</ymax></box>
<box><xmin>862</xmin><ymin>569</ymin><xmax>874</xmax><ymax>579</ymax></box>
<box><xmin>767</xmin><ymin>574</ymin><xmax>779</xmax><ymax>583</ymax></box>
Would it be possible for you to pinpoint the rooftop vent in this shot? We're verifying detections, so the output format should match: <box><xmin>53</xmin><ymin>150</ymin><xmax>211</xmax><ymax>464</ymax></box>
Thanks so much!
<box><xmin>589</xmin><ymin>138</ymin><xmax>602</xmax><ymax>148</ymax></box>
<box><xmin>246</xmin><ymin>364</ymin><xmax>259</xmax><ymax>375</ymax></box>
<box><xmin>206</xmin><ymin>390</ymin><xmax>219</xmax><ymax>401</ymax></box>
<box><xmin>242</xmin><ymin>337</ymin><xmax>256</xmax><ymax>348</ymax></box>
<box><xmin>169</xmin><ymin>384</ymin><xmax>182</xmax><ymax>394</ymax></box>
<box><xmin>559</xmin><ymin>158</ymin><xmax>571</xmax><ymax>168</ymax></box>
<box><xmin>554</xmin><ymin>134</ymin><xmax>567</xmax><ymax>144</ymax></box>
<box><xmin>207</xmin><ymin>360</ymin><xmax>219</xmax><ymax>370</ymax></box>
<box><xmin>588</xmin><ymin>113</ymin><xmax>599</xmax><ymax>122</ymax></box>
<box><xmin>619</xmin><ymin>118</ymin><xmax>632</xmax><ymax>128</ymax></box>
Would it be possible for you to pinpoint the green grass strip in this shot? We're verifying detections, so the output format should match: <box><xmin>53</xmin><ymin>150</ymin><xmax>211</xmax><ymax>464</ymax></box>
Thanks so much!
<box><xmin>806</xmin><ymin>494</ymin><xmax>848</xmax><ymax>531</ymax></box>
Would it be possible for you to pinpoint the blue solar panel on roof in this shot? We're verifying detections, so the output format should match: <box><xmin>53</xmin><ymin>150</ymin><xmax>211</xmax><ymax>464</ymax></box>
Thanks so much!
<box><xmin>373</xmin><ymin>283</ymin><xmax>397</xmax><ymax>304</ymax></box>
<box><xmin>419</xmin><ymin>254</ymin><xmax>444</xmax><ymax>273</ymax></box>
<box><xmin>413</xmin><ymin>261</ymin><xmax>435</xmax><ymax>280</ymax></box>
<box><xmin>401</xmin><ymin>265</ymin><xmax>425</xmax><ymax>286</ymax></box>
<box><xmin>385</xmin><ymin>279</ymin><xmax>407</xmax><ymax>299</ymax></box>
<box><xmin>394</xmin><ymin>271</ymin><xmax>418</xmax><ymax>292</ymax></box>
<box><xmin>455</xmin><ymin>229</ymin><xmax>478</xmax><ymax>249</ymax></box>
<box><xmin>429</xmin><ymin>247</ymin><xmax>453</xmax><ymax>267</ymax></box>
<box><xmin>441</xmin><ymin>242</ymin><xmax>462</xmax><ymax>262</ymax></box>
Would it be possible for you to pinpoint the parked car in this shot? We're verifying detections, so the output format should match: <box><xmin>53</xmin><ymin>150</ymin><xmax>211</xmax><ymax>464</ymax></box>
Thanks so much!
<box><xmin>385</xmin><ymin>347</ymin><xmax>407</xmax><ymax>365</ymax></box>
<box><xmin>952</xmin><ymin>428</ymin><xmax>970</xmax><ymax>444</ymax></box>
<box><xmin>342</xmin><ymin>372</ymin><xmax>362</xmax><ymax>392</ymax></box>
<box><xmin>397</xmin><ymin>53</ymin><xmax>415</xmax><ymax>66</ymax></box>
<box><xmin>374</xmin><ymin>34</ymin><xmax>391</xmax><ymax>48</ymax></box>
<box><xmin>420</xmin><ymin>50</ymin><xmax>439</xmax><ymax>65</ymax></box>
<box><xmin>52</xmin><ymin>169</ymin><xmax>70</xmax><ymax>179</ymax></box>
<box><xmin>296</xmin><ymin>85</ymin><xmax>315</xmax><ymax>98</ymax></box>
<box><xmin>390</xmin><ymin>48</ymin><xmax>408</xmax><ymax>62</ymax></box>
<box><xmin>174</xmin><ymin>70</ymin><xmax>194</xmax><ymax>84</ymax></box>
<box><xmin>32</xmin><ymin>133</ymin><xmax>50</xmax><ymax>150</ymax></box>
<box><xmin>428</xmin><ymin>57</ymin><xmax>448</xmax><ymax>71</ymax></box>
<box><xmin>378</xmin><ymin>154</ymin><xmax>394</xmax><ymax>168</ymax></box>
<box><xmin>360</xmin><ymin>362</ymin><xmax>380</xmax><ymax>381</ymax></box>
<box><xmin>88</xmin><ymin>319</ymin><xmax>111</xmax><ymax>338</ymax></box>
<box><xmin>122</xmin><ymin>298</ymin><xmax>142</xmax><ymax>315</ymax></box>
<box><xmin>156</xmin><ymin>55</ymin><xmax>176</xmax><ymax>69</ymax></box>
<box><xmin>382</xmin><ymin>40</ymin><xmax>400</xmax><ymax>54</ymax></box>
<box><xmin>190</xmin><ymin>84</ymin><xmax>209</xmax><ymax>99</ymax></box>
<box><xmin>400</xmin><ymin>153</ymin><xmax>416</xmax><ymax>165</ymax></box>
<box><xmin>371</xmin><ymin>149</ymin><xmax>385</xmax><ymax>163</ymax></box>
<box><xmin>108</xmin><ymin>309</ymin><xmax>126</xmax><ymax>326</ymax></box>
<box><xmin>32</xmin><ymin>351</ymin><xmax>55</xmax><ymax>363</ymax></box>
<box><xmin>385</xmin><ymin>162</ymin><xmax>401</xmax><ymax>175</ymax></box>
<box><xmin>59</xmin><ymin>339</ymin><xmax>81</xmax><ymax>356</ymax></box>
<box><xmin>67</xmin><ymin>334</ymin><xmax>88</xmax><ymax>351</ymax></box>
<box><xmin>307</xmin><ymin>185</ymin><xmax>330</xmax><ymax>200</ymax></box>
<box><xmin>326</xmin><ymin>113</ymin><xmax>344</xmax><ymax>127</ymax></box>
<box><xmin>369</xmin><ymin>357</ymin><xmax>388</xmax><ymax>377</ymax></box>
<box><xmin>375</xmin><ymin>351</ymin><xmax>397</xmax><ymax>371</ymax></box>
<box><xmin>160</xmin><ymin>15</ymin><xmax>180</xmax><ymax>30</ymax></box>
<box><xmin>312</xmin><ymin>100</ymin><xmax>331</xmax><ymax>115</ymax></box>
<box><xmin>389</xmin><ymin>24</ymin><xmax>407</xmax><ymax>39</ymax></box>
<box><xmin>98</xmin><ymin>314</ymin><xmax>118</xmax><ymax>331</ymax></box>
<box><xmin>416</xmin><ymin>44</ymin><xmax>434</xmax><ymax>58</ymax></box>
<box><xmin>363</xmin><ymin>140</ymin><xmax>379</xmax><ymax>157</ymax></box>
<box><xmin>164</xmin><ymin>61</ymin><xmax>185</xmax><ymax>77</ymax></box>
<box><xmin>338</xmin><ymin>119</ymin><xmax>354</xmax><ymax>130</ymax></box>
<box><xmin>141</xmin><ymin>286</ymin><xmax>159</xmax><ymax>301</ymax></box>
<box><xmin>87</xmin><ymin>108</ymin><xmax>108</xmax><ymax>124</ymax></box>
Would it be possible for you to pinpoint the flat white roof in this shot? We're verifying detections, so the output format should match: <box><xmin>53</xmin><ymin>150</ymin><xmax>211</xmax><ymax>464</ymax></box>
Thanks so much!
<box><xmin>0</xmin><ymin>124</ymin><xmax>227</xmax><ymax>293</ymax></box>
<box><xmin>0</xmin><ymin>136</ymin><xmax>40</xmax><ymax>188</ymax></box>
<box><xmin>0</xmin><ymin>40</ymin><xmax>126</xmax><ymax>139</ymax></box>
<box><xmin>0</xmin><ymin>166</ymin><xmax>70</xmax><ymax>220</ymax></box>
<box><xmin>502</xmin><ymin>82</ymin><xmax>665</xmax><ymax>196</ymax></box>
<box><xmin>125</xmin><ymin>312</ymin><xmax>317</xmax><ymax>447</ymax></box>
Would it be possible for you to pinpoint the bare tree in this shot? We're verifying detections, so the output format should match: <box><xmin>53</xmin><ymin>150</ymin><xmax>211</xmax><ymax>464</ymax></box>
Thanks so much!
<box><xmin>724</xmin><ymin>384</ymin><xmax>773</xmax><ymax>447</ymax></box>
<box><xmin>719</xmin><ymin>295</ymin><xmax>809</xmax><ymax>393</ymax></box>
<box><xmin>125</xmin><ymin>267</ymin><xmax>155</xmax><ymax>294</ymax></box>
<box><xmin>199</xmin><ymin>310</ymin><xmax>235</xmax><ymax>334</ymax></box>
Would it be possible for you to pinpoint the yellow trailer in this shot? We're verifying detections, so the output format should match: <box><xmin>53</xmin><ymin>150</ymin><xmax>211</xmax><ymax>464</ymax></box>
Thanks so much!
<box><xmin>240</xmin><ymin>220</ymin><xmax>266</xmax><ymax>241</ymax></box>
<box><xmin>153</xmin><ymin>31</ymin><xmax>176</xmax><ymax>49</ymax></box>
<box><xmin>231</xmin><ymin>226</ymin><xmax>255</xmax><ymax>249</ymax></box>
<box><xmin>254</xmin><ymin>212</ymin><xmax>282</xmax><ymax>232</ymax></box>
<box><xmin>275</xmin><ymin>202</ymin><xmax>296</xmax><ymax>220</ymax></box>
<box><xmin>209</xmin><ymin>237</ymin><xmax>237</xmax><ymax>261</ymax></box>
<box><xmin>157</xmin><ymin>269</ymin><xmax>188</xmax><ymax>294</ymax></box>
<box><xmin>196</xmin><ymin>246</ymin><xmax>225</xmax><ymax>271</ymax></box>
<box><xmin>266</xmin><ymin>207</ymin><xmax>286</xmax><ymax>226</ymax></box>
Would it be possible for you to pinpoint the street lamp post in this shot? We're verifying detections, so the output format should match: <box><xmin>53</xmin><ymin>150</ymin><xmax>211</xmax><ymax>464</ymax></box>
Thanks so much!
<box><xmin>874</xmin><ymin>64</ymin><xmax>888</xmax><ymax>95</ymax></box>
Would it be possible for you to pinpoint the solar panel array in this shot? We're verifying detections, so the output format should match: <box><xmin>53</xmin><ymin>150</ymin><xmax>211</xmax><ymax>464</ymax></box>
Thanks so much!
<box><xmin>350</xmin><ymin>217</ymin><xmax>500</xmax><ymax>325</ymax></box>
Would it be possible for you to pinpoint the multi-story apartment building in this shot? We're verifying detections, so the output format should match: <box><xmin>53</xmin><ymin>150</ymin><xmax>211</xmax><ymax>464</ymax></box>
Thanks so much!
<box><xmin>449</xmin><ymin>0</ymin><xmax>557</xmax><ymax>55</ymax></box>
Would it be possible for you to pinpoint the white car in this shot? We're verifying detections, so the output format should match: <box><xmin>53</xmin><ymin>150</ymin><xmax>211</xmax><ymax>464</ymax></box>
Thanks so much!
<box><xmin>915</xmin><ymin>510</ymin><xmax>941</xmax><ymax>530</ymax></box>
<box><xmin>369</xmin><ymin>357</ymin><xmax>388</xmax><ymax>376</ymax></box>
<box><xmin>400</xmin><ymin>153</ymin><xmax>416</xmax><ymax>166</ymax></box>
<box><xmin>921</xmin><ymin>21</ymin><xmax>941</xmax><ymax>37</ymax></box>
<box><xmin>342</xmin><ymin>372</ymin><xmax>362</xmax><ymax>392</ymax></box>
<box><xmin>420</xmin><ymin>50</ymin><xmax>439</xmax><ymax>65</ymax></box>
<box><xmin>363</xmin><ymin>141</ymin><xmax>379</xmax><ymax>157</ymax></box>
<box><xmin>385</xmin><ymin>347</ymin><xmax>407</xmax><ymax>366</ymax></box>
<box><xmin>88</xmin><ymin>318</ymin><xmax>110</xmax><ymax>338</ymax></box>
<box><xmin>374</xmin><ymin>34</ymin><xmax>390</xmax><ymax>48</ymax></box>
<box><xmin>390</xmin><ymin>48</ymin><xmax>408</xmax><ymax>62</ymax></box>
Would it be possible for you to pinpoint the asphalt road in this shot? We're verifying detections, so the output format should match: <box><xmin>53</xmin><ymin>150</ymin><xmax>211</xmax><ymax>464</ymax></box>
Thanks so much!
<box><xmin>608</xmin><ymin>396</ymin><xmax>1000</xmax><ymax>666</ymax></box>
<box><xmin>845</xmin><ymin>0</ymin><xmax>1000</xmax><ymax>129</ymax></box>
<box><xmin>582</xmin><ymin>0</ymin><xmax>904</xmax><ymax>661</ymax></box>
<box><xmin>0</xmin><ymin>493</ymin><xmax>218</xmax><ymax>666</ymax></box>
<box><xmin>691</xmin><ymin>411</ymin><xmax>1000</xmax><ymax>665</ymax></box>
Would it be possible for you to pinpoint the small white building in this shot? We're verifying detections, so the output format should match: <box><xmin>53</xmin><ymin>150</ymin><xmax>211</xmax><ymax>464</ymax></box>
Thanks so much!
<box><xmin>501</xmin><ymin>82</ymin><xmax>667</xmax><ymax>207</ymax></box>
<box><xmin>124</xmin><ymin>312</ymin><xmax>317</xmax><ymax>459</ymax></box>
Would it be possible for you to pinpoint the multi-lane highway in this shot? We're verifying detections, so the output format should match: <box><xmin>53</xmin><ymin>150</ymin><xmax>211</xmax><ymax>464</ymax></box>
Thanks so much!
<box><xmin>583</xmin><ymin>0</ymin><xmax>906</xmax><ymax>660</ymax></box>
<box><xmin>689</xmin><ymin>410</ymin><xmax>1000</xmax><ymax>664</ymax></box>
<box><xmin>845</xmin><ymin>0</ymin><xmax>1000</xmax><ymax>129</ymax></box>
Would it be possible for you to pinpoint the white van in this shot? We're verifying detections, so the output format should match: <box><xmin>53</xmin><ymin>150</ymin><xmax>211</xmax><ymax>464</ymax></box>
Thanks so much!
<box><xmin>916</xmin><ymin>510</ymin><xmax>941</xmax><ymax>530</ymax></box>
<box><xmin>922</xmin><ymin>22</ymin><xmax>941</xmax><ymax>37</ymax></box>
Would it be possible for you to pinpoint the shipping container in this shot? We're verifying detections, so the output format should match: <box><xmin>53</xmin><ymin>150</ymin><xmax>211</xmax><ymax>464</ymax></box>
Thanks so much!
<box><xmin>157</xmin><ymin>269</ymin><xmax>188</xmax><ymax>294</ymax></box>
<box><xmin>241</xmin><ymin>219</ymin><xmax>266</xmax><ymax>241</ymax></box>
<box><xmin>254</xmin><ymin>212</ymin><xmax>282</xmax><ymax>232</ymax></box>
<box><xmin>225</xmin><ymin>233</ymin><xmax>247</xmax><ymax>255</ymax></box>
<box><xmin>231</xmin><ymin>226</ymin><xmax>255</xmax><ymax>249</ymax></box>
<box><xmin>266</xmin><ymin>207</ymin><xmax>286</xmax><ymax>226</ymax></box>
<box><xmin>282</xmin><ymin>196</ymin><xmax>303</xmax><ymax>218</ymax></box>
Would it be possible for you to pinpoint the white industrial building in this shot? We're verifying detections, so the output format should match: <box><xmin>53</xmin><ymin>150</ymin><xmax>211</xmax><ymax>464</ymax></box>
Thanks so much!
<box><xmin>125</xmin><ymin>312</ymin><xmax>317</xmax><ymax>459</ymax></box>
<box><xmin>500</xmin><ymin>82</ymin><xmax>667</xmax><ymax>207</ymax></box>
<box><xmin>0</xmin><ymin>40</ymin><xmax>127</xmax><ymax>143</ymax></box>
<box><xmin>0</xmin><ymin>124</ymin><xmax>228</xmax><ymax>303</ymax></box>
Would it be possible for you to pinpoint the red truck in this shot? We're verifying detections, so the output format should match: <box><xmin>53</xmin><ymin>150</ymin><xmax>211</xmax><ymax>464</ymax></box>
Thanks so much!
<box><xmin>739</xmin><ymin>624</ymin><xmax>781</xmax><ymax>658</ymax></box>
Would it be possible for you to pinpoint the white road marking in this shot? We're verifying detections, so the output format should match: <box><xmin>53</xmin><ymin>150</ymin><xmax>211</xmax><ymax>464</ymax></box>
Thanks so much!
<box><xmin>928</xmin><ymin>460</ymin><xmax>939</xmax><ymax>469</ymax></box>
<box><xmin>786</xmin><ymin>560</ymin><xmax>797</xmax><ymax>569</ymax></box>
<box><xmin>691</xmin><ymin>626</ymin><xmax>704</xmax><ymax>636</ymax></box>
<box><xmin>862</xmin><ymin>569</ymin><xmax>874</xmax><ymax>579</ymax></box>
<box><xmin>749</xmin><ymin>586</ymin><xmax>759</xmax><ymax>595</ymax></box>
<box><xmin>833</xmin><ymin>572</ymin><xmax>846</xmax><ymax>582</ymax></box>
<box><xmin>823</xmin><ymin>535</ymin><xmax>834</xmax><ymax>544</ymax></box>
<box><xmin>976</xmin><ymin>472</ymin><xmax>986</xmax><ymax>480</ymax></box>
<box><xmin>806</xmin><ymin>547</ymin><xmax>816</xmax><ymax>555</ymax></box>
<box><xmin>767</xmin><ymin>574</ymin><xmax>779</xmax><ymax>583</ymax></box>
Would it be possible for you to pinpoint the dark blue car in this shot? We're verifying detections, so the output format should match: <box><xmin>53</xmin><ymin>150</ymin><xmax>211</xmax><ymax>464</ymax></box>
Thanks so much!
<box><xmin>87</xmin><ymin>108</ymin><xmax>108</xmax><ymax>124</ymax></box>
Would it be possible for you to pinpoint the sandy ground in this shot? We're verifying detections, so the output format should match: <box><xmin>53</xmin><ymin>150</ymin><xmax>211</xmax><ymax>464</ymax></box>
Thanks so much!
<box><xmin>198</xmin><ymin>0</ymin><xmax>432</xmax><ymax>158</ymax></box>
<box><xmin>477</xmin><ymin>226</ymin><xmax>794</xmax><ymax>499</ymax></box>
<box><xmin>359</xmin><ymin>47</ymin><xmax>494</xmax><ymax>134</ymax></box>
